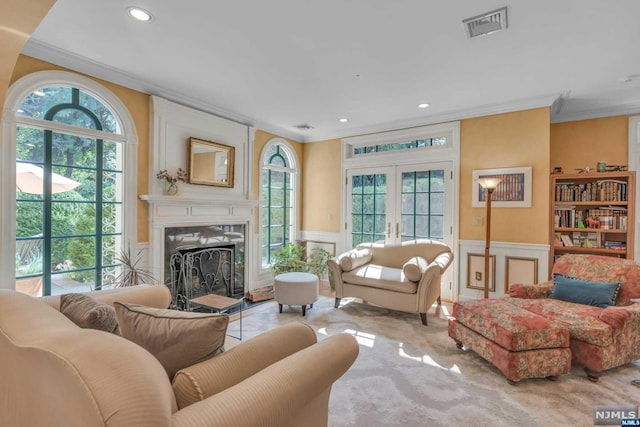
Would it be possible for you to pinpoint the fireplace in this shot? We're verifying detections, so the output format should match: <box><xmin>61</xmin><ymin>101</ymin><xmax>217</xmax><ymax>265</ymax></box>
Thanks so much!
<box><xmin>164</xmin><ymin>224</ymin><xmax>245</xmax><ymax>309</ymax></box>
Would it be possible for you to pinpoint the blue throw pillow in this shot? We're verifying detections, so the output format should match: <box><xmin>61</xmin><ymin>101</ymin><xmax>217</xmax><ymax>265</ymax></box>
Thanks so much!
<box><xmin>550</xmin><ymin>274</ymin><xmax>620</xmax><ymax>308</ymax></box>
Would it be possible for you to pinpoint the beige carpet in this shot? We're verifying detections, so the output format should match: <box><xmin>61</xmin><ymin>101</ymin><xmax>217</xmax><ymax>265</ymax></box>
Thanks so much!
<box><xmin>228</xmin><ymin>296</ymin><xmax>640</xmax><ymax>427</ymax></box>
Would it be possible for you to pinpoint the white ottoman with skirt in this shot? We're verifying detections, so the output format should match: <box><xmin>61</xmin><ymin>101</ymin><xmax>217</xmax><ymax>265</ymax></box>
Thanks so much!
<box><xmin>274</xmin><ymin>272</ymin><xmax>319</xmax><ymax>316</ymax></box>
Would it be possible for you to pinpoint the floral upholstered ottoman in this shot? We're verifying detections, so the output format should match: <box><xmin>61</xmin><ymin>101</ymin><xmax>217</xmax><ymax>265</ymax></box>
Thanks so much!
<box><xmin>448</xmin><ymin>299</ymin><xmax>571</xmax><ymax>384</ymax></box>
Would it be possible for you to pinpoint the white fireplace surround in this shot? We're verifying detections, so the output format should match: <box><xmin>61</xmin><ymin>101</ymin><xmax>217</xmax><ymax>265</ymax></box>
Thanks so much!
<box><xmin>142</xmin><ymin>96</ymin><xmax>263</xmax><ymax>290</ymax></box>
<box><xmin>139</xmin><ymin>194</ymin><xmax>258</xmax><ymax>288</ymax></box>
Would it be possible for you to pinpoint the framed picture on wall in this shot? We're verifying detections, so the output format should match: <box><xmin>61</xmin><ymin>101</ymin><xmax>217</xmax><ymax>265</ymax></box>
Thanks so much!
<box><xmin>472</xmin><ymin>166</ymin><xmax>532</xmax><ymax>208</ymax></box>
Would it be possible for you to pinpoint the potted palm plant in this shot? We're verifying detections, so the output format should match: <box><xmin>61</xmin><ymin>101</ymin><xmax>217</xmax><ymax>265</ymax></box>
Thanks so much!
<box><xmin>114</xmin><ymin>247</ymin><xmax>156</xmax><ymax>287</ymax></box>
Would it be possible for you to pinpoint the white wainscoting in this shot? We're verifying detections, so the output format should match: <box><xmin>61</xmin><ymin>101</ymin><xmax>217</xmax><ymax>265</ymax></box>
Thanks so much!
<box><xmin>458</xmin><ymin>240</ymin><xmax>550</xmax><ymax>301</ymax></box>
<box><xmin>300</xmin><ymin>230</ymin><xmax>343</xmax><ymax>256</ymax></box>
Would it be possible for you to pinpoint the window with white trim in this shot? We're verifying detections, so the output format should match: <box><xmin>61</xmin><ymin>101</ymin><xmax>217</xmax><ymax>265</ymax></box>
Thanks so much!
<box><xmin>260</xmin><ymin>140</ymin><xmax>298</xmax><ymax>265</ymax></box>
<box><xmin>5</xmin><ymin>72</ymin><xmax>137</xmax><ymax>296</ymax></box>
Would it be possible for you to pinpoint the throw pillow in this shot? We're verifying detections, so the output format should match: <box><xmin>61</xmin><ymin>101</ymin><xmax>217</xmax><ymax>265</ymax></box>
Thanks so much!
<box><xmin>59</xmin><ymin>293</ymin><xmax>120</xmax><ymax>334</ymax></box>
<box><xmin>114</xmin><ymin>302</ymin><xmax>229</xmax><ymax>379</ymax></box>
<box><xmin>339</xmin><ymin>248</ymin><xmax>372</xmax><ymax>271</ymax></box>
<box><xmin>402</xmin><ymin>256</ymin><xmax>429</xmax><ymax>282</ymax></box>
<box><xmin>550</xmin><ymin>274</ymin><xmax>621</xmax><ymax>308</ymax></box>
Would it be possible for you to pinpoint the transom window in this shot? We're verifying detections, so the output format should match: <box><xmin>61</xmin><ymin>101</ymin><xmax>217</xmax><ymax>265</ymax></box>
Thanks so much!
<box><xmin>13</xmin><ymin>82</ymin><xmax>129</xmax><ymax>296</ymax></box>
<box><xmin>353</xmin><ymin>138</ymin><xmax>447</xmax><ymax>155</ymax></box>
<box><xmin>260</xmin><ymin>141</ymin><xmax>298</xmax><ymax>265</ymax></box>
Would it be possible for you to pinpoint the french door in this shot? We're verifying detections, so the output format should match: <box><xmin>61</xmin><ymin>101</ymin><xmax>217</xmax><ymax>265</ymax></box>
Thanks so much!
<box><xmin>346</xmin><ymin>162</ymin><xmax>454</xmax><ymax>299</ymax></box>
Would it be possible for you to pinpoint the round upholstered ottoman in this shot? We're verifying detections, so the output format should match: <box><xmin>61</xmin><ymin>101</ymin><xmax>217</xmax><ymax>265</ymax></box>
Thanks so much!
<box><xmin>274</xmin><ymin>272</ymin><xmax>319</xmax><ymax>316</ymax></box>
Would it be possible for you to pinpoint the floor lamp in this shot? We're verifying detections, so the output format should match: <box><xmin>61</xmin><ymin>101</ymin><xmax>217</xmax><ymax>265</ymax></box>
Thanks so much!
<box><xmin>477</xmin><ymin>177</ymin><xmax>502</xmax><ymax>299</ymax></box>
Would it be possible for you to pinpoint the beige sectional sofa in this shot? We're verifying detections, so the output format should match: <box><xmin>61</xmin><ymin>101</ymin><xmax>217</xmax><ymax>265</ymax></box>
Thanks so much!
<box><xmin>328</xmin><ymin>239</ymin><xmax>454</xmax><ymax>325</ymax></box>
<box><xmin>0</xmin><ymin>285</ymin><xmax>359</xmax><ymax>426</ymax></box>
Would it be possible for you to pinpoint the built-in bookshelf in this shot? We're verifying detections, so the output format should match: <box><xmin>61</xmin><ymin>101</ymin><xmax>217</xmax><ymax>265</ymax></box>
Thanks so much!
<box><xmin>549</xmin><ymin>171</ymin><xmax>635</xmax><ymax>273</ymax></box>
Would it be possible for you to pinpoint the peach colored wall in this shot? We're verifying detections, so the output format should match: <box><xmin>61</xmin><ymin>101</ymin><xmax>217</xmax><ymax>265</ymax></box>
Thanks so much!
<box><xmin>460</xmin><ymin>107</ymin><xmax>551</xmax><ymax>244</ymax></box>
<box><xmin>252</xmin><ymin>130</ymin><xmax>304</xmax><ymax>233</ymax></box>
<box><xmin>550</xmin><ymin>116</ymin><xmax>628</xmax><ymax>173</ymax></box>
<box><xmin>0</xmin><ymin>0</ymin><xmax>56</xmax><ymax>123</ymax></box>
<box><xmin>302</xmin><ymin>138</ymin><xmax>342</xmax><ymax>233</ymax></box>
<box><xmin>10</xmin><ymin>55</ymin><xmax>151</xmax><ymax>242</ymax></box>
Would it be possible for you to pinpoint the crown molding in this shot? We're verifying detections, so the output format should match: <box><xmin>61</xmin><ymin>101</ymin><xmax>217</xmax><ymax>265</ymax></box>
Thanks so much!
<box><xmin>21</xmin><ymin>39</ymin><xmax>305</xmax><ymax>142</ymax></box>
<box><xmin>550</xmin><ymin>100</ymin><xmax>640</xmax><ymax>123</ymax></box>
<box><xmin>302</xmin><ymin>93</ymin><xmax>560</xmax><ymax>142</ymax></box>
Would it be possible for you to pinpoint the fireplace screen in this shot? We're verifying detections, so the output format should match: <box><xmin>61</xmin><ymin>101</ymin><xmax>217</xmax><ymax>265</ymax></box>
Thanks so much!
<box><xmin>164</xmin><ymin>224</ymin><xmax>245</xmax><ymax>309</ymax></box>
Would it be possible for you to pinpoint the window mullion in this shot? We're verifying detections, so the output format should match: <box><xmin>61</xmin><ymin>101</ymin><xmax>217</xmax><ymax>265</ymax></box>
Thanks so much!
<box><xmin>42</xmin><ymin>130</ymin><xmax>53</xmax><ymax>296</ymax></box>
<box><xmin>15</xmin><ymin>116</ymin><xmax>126</xmax><ymax>143</ymax></box>
<box><xmin>283</xmin><ymin>171</ymin><xmax>288</xmax><ymax>247</ymax></box>
<box><xmin>95</xmin><ymin>138</ymin><xmax>104</xmax><ymax>290</ymax></box>
<box><xmin>267</xmin><ymin>170</ymin><xmax>272</xmax><ymax>263</ymax></box>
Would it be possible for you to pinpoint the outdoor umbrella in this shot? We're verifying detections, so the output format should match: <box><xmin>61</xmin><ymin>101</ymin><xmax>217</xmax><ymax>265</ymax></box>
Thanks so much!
<box><xmin>16</xmin><ymin>162</ymin><xmax>81</xmax><ymax>194</ymax></box>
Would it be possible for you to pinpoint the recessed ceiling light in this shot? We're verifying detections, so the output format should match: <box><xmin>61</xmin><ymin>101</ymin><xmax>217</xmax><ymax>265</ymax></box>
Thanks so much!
<box><xmin>418</xmin><ymin>103</ymin><xmax>430</xmax><ymax>109</ymax></box>
<box><xmin>33</xmin><ymin>90</ymin><xmax>46</xmax><ymax>97</ymax></box>
<box><xmin>339</xmin><ymin>118</ymin><xmax>349</xmax><ymax>123</ymax></box>
<box><xmin>127</xmin><ymin>7</ymin><xmax>153</xmax><ymax>22</ymax></box>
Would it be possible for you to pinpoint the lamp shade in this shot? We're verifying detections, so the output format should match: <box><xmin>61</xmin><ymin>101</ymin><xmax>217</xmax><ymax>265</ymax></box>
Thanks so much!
<box><xmin>477</xmin><ymin>177</ymin><xmax>502</xmax><ymax>190</ymax></box>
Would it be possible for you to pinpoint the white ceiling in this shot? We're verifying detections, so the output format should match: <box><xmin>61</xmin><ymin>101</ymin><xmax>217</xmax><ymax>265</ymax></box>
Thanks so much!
<box><xmin>23</xmin><ymin>0</ymin><xmax>640</xmax><ymax>142</ymax></box>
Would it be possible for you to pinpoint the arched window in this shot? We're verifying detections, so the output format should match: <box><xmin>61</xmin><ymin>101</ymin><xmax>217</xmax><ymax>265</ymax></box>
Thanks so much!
<box><xmin>3</xmin><ymin>71</ymin><xmax>137</xmax><ymax>296</ymax></box>
<box><xmin>260</xmin><ymin>139</ymin><xmax>298</xmax><ymax>265</ymax></box>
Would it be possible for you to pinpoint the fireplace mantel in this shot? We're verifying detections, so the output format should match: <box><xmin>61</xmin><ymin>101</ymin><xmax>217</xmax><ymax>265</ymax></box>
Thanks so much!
<box><xmin>140</xmin><ymin>194</ymin><xmax>258</xmax><ymax>209</ymax></box>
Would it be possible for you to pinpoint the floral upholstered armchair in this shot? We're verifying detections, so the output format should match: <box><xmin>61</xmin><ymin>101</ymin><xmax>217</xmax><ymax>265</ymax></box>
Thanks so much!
<box><xmin>507</xmin><ymin>254</ymin><xmax>640</xmax><ymax>381</ymax></box>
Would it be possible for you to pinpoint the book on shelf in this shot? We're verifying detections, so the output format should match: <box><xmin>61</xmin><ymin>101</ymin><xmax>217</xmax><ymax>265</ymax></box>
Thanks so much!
<box><xmin>554</xmin><ymin>179</ymin><xmax>628</xmax><ymax>202</ymax></box>
<box><xmin>603</xmin><ymin>241</ymin><xmax>626</xmax><ymax>250</ymax></box>
<box><xmin>560</xmin><ymin>235</ymin><xmax>573</xmax><ymax>247</ymax></box>
<box><xmin>572</xmin><ymin>231</ymin><xmax>598</xmax><ymax>248</ymax></box>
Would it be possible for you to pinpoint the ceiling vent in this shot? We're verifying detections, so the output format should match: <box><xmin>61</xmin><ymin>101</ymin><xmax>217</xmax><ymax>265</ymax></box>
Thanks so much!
<box><xmin>463</xmin><ymin>7</ymin><xmax>508</xmax><ymax>39</ymax></box>
<box><xmin>293</xmin><ymin>124</ymin><xmax>314</xmax><ymax>130</ymax></box>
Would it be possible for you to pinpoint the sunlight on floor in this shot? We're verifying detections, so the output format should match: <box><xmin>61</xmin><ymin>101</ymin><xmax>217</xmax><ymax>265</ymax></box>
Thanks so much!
<box><xmin>398</xmin><ymin>342</ymin><xmax>462</xmax><ymax>374</ymax></box>
<box><xmin>318</xmin><ymin>326</ymin><xmax>376</xmax><ymax>348</ymax></box>
<box><xmin>335</xmin><ymin>297</ymin><xmax>356</xmax><ymax>307</ymax></box>
<box><xmin>438</xmin><ymin>304</ymin><xmax>451</xmax><ymax>318</ymax></box>
<box><xmin>344</xmin><ymin>329</ymin><xmax>376</xmax><ymax>348</ymax></box>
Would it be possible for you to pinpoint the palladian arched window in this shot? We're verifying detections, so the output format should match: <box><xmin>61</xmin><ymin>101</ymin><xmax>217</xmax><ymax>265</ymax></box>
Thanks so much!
<box><xmin>260</xmin><ymin>140</ymin><xmax>298</xmax><ymax>265</ymax></box>
<box><xmin>5</xmin><ymin>71</ymin><xmax>137</xmax><ymax>296</ymax></box>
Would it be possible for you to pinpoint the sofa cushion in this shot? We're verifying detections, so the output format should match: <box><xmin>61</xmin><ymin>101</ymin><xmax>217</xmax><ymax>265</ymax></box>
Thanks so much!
<box><xmin>506</xmin><ymin>298</ymin><xmax>614</xmax><ymax>347</ymax></box>
<box><xmin>550</xmin><ymin>273</ymin><xmax>620</xmax><ymax>308</ymax></box>
<box><xmin>339</xmin><ymin>248</ymin><xmax>372</xmax><ymax>272</ymax></box>
<box><xmin>59</xmin><ymin>293</ymin><xmax>120</xmax><ymax>334</ymax></box>
<box><xmin>342</xmin><ymin>264</ymin><xmax>418</xmax><ymax>294</ymax></box>
<box><xmin>402</xmin><ymin>256</ymin><xmax>428</xmax><ymax>282</ymax></box>
<box><xmin>114</xmin><ymin>302</ymin><xmax>228</xmax><ymax>379</ymax></box>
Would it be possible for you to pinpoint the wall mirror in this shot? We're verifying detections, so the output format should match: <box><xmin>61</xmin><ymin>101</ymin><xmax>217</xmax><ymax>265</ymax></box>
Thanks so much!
<box><xmin>188</xmin><ymin>137</ymin><xmax>235</xmax><ymax>188</ymax></box>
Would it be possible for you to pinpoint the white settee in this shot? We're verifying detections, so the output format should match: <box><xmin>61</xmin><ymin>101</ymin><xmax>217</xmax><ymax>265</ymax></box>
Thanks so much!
<box><xmin>327</xmin><ymin>239</ymin><xmax>454</xmax><ymax>325</ymax></box>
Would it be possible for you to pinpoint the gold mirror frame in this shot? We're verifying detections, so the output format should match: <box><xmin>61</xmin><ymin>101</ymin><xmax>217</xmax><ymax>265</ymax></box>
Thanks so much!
<box><xmin>188</xmin><ymin>137</ymin><xmax>235</xmax><ymax>188</ymax></box>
